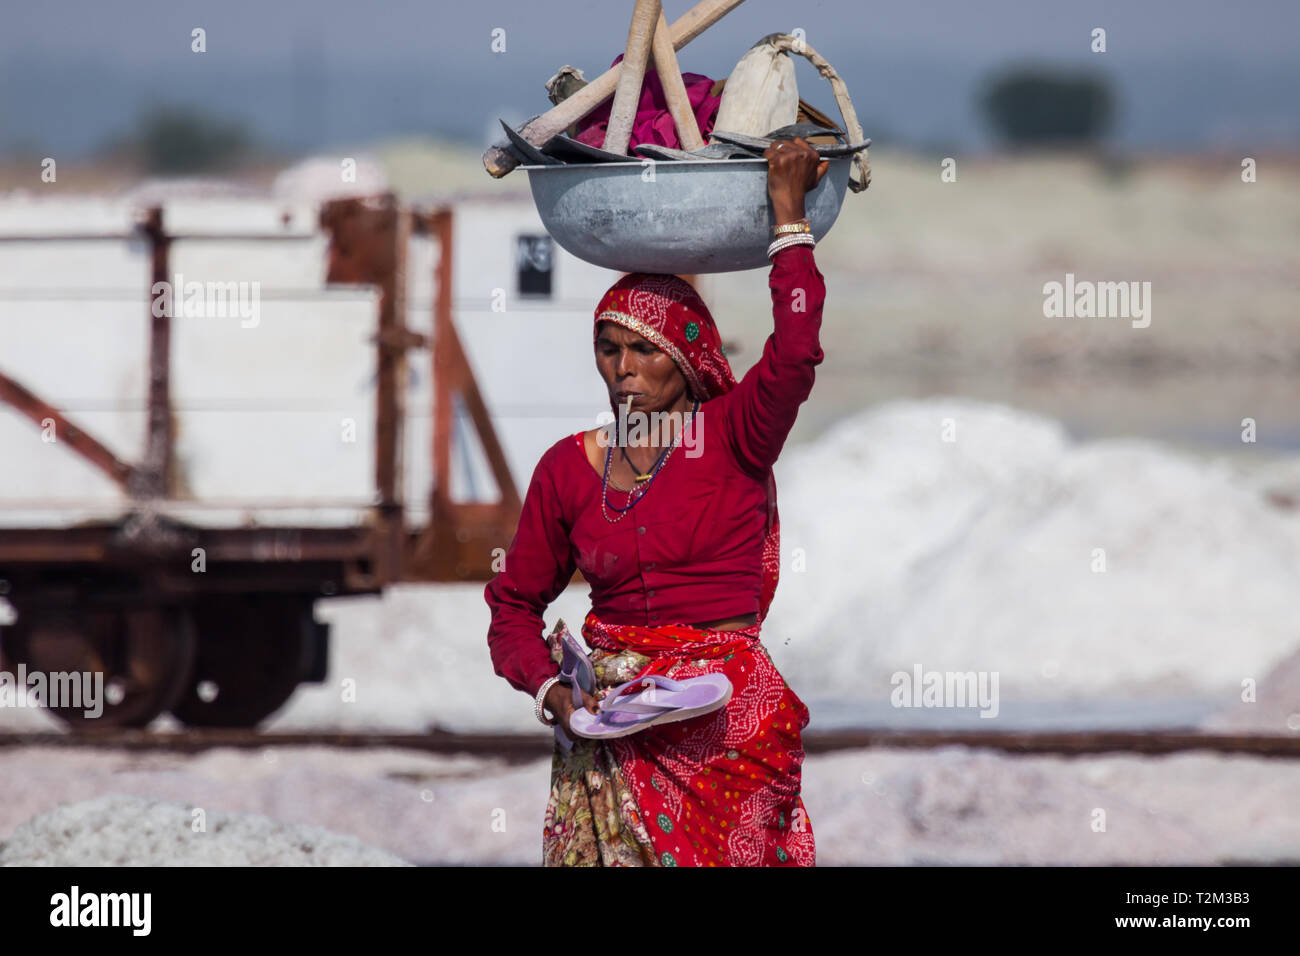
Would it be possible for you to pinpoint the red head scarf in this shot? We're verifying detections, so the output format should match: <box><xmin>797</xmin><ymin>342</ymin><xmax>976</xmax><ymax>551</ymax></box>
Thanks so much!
<box><xmin>593</xmin><ymin>273</ymin><xmax>782</xmax><ymax>625</ymax></box>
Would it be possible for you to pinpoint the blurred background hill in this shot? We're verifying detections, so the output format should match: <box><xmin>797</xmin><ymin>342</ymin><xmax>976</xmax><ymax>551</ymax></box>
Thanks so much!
<box><xmin>3</xmin><ymin>0</ymin><xmax>1298</xmax><ymax>161</ymax></box>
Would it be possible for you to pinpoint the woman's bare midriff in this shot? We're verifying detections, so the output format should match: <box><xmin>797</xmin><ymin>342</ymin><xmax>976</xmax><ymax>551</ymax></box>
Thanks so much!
<box><xmin>691</xmin><ymin>613</ymin><xmax>758</xmax><ymax>631</ymax></box>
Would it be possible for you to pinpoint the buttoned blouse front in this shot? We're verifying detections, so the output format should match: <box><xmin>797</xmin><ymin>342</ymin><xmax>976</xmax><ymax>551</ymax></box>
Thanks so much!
<box><xmin>566</xmin><ymin>395</ymin><xmax>769</xmax><ymax>629</ymax></box>
<box><xmin>485</xmin><ymin>245</ymin><xmax>826</xmax><ymax>698</ymax></box>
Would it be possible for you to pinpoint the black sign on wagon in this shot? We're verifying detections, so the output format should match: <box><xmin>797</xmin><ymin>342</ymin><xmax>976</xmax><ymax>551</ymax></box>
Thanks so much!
<box><xmin>516</xmin><ymin>234</ymin><xmax>554</xmax><ymax>299</ymax></box>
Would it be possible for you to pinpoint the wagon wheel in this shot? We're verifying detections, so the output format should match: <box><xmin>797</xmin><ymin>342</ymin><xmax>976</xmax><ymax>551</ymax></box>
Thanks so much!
<box><xmin>0</xmin><ymin>604</ymin><xmax>198</xmax><ymax>729</ymax></box>
<box><xmin>168</xmin><ymin>595</ymin><xmax>314</xmax><ymax>728</ymax></box>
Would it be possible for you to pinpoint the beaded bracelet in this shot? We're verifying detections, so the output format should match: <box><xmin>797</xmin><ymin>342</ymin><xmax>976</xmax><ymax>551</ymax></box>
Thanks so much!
<box><xmin>767</xmin><ymin>236</ymin><xmax>814</xmax><ymax>258</ymax></box>
<box><xmin>534</xmin><ymin>674</ymin><xmax>563</xmax><ymax>727</ymax></box>
<box><xmin>767</xmin><ymin>232</ymin><xmax>816</xmax><ymax>259</ymax></box>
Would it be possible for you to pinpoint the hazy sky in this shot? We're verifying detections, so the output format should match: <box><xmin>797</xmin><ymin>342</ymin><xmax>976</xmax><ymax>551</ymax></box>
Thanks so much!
<box><xmin>3</xmin><ymin>0</ymin><xmax>1298</xmax><ymax>156</ymax></box>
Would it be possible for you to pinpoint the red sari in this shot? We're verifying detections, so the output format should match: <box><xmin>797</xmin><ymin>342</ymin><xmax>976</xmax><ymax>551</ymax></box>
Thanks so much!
<box><xmin>541</xmin><ymin>611</ymin><xmax>814</xmax><ymax>866</ymax></box>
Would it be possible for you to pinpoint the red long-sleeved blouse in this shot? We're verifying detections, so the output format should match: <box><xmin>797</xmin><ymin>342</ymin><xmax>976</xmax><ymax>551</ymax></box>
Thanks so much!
<box><xmin>484</xmin><ymin>245</ymin><xmax>825</xmax><ymax>698</ymax></box>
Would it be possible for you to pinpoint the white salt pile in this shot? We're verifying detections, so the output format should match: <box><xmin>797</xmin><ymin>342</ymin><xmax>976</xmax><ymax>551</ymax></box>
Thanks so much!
<box><xmin>0</xmin><ymin>794</ymin><xmax>411</xmax><ymax>866</ymax></box>
<box><xmin>767</xmin><ymin>397</ymin><xmax>1300</xmax><ymax>706</ymax></box>
<box><xmin>246</xmin><ymin>397</ymin><xmax>1300</xmax><ymax>733</ymax></box>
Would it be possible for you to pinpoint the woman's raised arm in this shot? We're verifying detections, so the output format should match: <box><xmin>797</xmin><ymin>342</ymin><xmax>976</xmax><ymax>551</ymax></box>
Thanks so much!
<box><xmin>720</xmin><ymin>245</ymin><xmax>826</xmax><ymax>477</ymax></box>
<box><xmin>720</xmin><ymin>138</ymin><xmax>829</xmax><ymax>477</ymax></box>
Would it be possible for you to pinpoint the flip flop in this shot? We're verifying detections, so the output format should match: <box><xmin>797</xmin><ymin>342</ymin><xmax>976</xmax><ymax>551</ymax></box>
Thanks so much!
<box><xmin>568</xmin><ymin>672</ymin><xmax>732</xmax><ymax>740</ymax></box>
<box><xmin>551</xmin><ymin>620</ymin><xmax>597</xmax><ymax>754</ymax></box>
<box><xmin>556</xmin><ymin>624</ymin><xmax>596</xmax><ymax>708</ymax></box>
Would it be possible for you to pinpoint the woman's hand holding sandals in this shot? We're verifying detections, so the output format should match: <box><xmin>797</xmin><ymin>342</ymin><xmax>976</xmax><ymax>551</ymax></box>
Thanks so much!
<box><xmin>545</xmin><ymin>682</ymin><xmax>601</xmax><ymax>738</ymax></box>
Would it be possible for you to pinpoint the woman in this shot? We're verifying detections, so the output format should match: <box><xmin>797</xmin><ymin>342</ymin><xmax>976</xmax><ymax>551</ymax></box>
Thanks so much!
<box><xmin>485</xmin><ymin>137</ymin><xmax>828</xmax><ymax>866</ymax></box>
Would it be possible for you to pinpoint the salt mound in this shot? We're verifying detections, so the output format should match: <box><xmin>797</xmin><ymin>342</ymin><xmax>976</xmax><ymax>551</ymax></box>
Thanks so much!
<box><xmin>0</xmin><ymin>794</ymin><xmax>412</xmax><ymax>866</ymax></box>
<box><xmin>768</xmin><ymin>397</ymin><xmax>1300</xmax><ymax>701</ymax></box>
<box><xmin>767</xmin><ymin>398</ymin><xmax>1070</xmax><ymax>647</ymax></box>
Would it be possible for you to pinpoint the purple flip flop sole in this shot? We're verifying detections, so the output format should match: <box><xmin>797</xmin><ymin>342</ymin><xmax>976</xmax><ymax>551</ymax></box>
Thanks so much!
<box><xmin>568</xmin><ymin>673</ymin><xmax>733</xmax><ymax>740</ymax></box>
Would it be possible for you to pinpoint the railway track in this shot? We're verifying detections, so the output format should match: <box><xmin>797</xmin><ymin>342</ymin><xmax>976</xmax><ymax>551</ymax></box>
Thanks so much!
<box><xmin>0</xmin><ymin>728</ymin><xmax>1296</xmax><ymax>758</ymax></box>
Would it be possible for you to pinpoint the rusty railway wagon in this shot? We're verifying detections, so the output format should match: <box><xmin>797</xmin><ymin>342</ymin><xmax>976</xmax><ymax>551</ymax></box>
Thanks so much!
<box><xmin>0</xmin><ymin>187</ymin><xmax>625</xmax><ymax>729</ymax></box>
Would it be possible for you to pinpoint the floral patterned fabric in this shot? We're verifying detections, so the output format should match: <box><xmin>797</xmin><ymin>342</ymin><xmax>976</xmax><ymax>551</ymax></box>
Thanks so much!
<box><xmin>541</xmin><ymin>612</ymin><xmax>815</xmax><ymax>867</ymax></box>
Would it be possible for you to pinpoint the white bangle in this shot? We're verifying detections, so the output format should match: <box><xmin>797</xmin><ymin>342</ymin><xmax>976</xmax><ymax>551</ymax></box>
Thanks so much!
<box><xmin>534</xmin><ymin>675</ymin><xmax>563</xmax><ymax>727</ymax></box>
<box><xmin>767</xmin><ymin>233</ymin><xmax>816</xmax><ymax>259</ymax></box>
<box><xmin>769</xmin><ymin>231</ymin><xmax>815</xmax><ymax>250</ymax></box>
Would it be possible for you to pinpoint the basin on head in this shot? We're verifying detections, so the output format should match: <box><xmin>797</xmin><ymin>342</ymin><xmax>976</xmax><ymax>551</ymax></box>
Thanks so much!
<box><xmin>522</xmin><ymin>156</ymin><xmax>852</xmax><ymax>275</ymax></box>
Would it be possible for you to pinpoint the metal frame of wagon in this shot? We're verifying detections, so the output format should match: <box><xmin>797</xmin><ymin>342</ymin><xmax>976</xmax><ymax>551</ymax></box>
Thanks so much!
<box><xmin>0</xmin><ymin>193</ymin><xmax>525</xmax><ymax>728</ymax></box>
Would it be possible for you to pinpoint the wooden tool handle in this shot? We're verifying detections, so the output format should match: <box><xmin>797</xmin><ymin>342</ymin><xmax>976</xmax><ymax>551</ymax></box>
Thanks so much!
<box><xmin>651</xmin><ymin>7</ymin><xmax>705</xmax><ymax>151</ymax></box>
<box><xmin>482</xmin><ymin>0</ymin><xmax>747</xmax><ymax>176</ymax></box>
<box><xmin>602</xmin><ymin>0</ymin><xmax>661</xmax><ymax>156</ymax></box>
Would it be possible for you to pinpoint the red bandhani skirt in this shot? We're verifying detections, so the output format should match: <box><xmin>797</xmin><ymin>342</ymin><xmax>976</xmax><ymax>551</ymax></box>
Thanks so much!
<box><xmin>541</xmin><ymin>610</ymin><xmax>815</xmax><ymax>866</ymax></box>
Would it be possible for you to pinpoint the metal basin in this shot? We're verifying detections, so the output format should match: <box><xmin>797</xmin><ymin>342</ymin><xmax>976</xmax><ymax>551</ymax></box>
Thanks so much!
<box><xmin>522</xmin><ymin>156</ymin><xmax>852</xmax><ymax>274</ymax></box>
